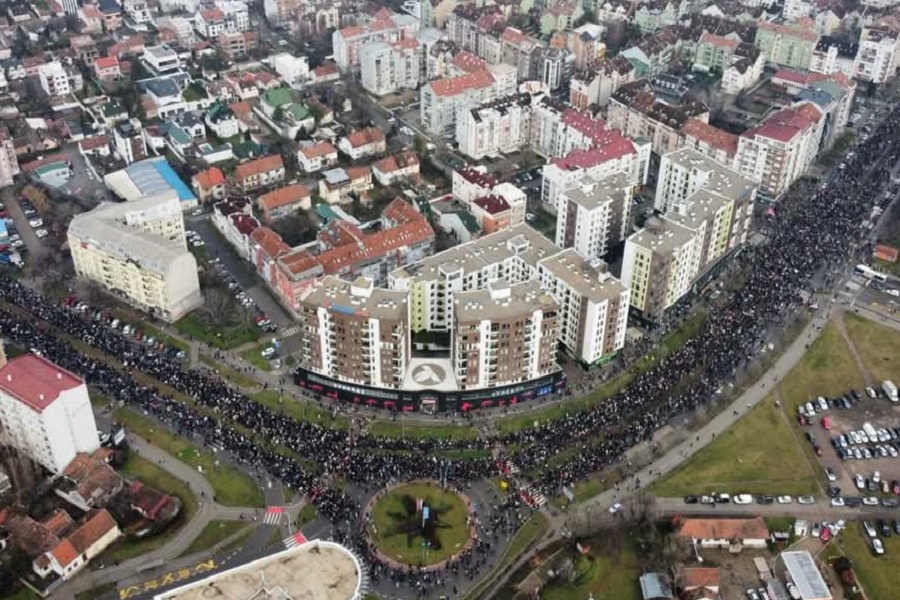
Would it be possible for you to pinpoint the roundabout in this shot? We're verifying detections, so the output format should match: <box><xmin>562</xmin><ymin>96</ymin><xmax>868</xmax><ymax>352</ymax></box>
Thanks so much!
<box><xmin>366</xmin><ymin>480</ymin><xmax>476</xmax><ymax>568</ymax></box>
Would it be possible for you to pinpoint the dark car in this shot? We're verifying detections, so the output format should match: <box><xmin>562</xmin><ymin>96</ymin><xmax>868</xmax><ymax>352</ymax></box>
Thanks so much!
<box><xmin>894</xmin><ymin>520</ymin><xmax>900</xmax><ymax>535</ymax></box>
<box><xmin>806</xmin><ymin>432</ymin><xmax>816</xmax><ymax>443</ymax></box>
<box><xmin>829</xmin><ymin>486</ymin><xmax>842</xmax><ymax>498</ymax></box>
<box><xmin>845</xmin><ymin>496</ymin><xmax>863</xmax><ymax>507</ymax></box>
<box><xmin>868</xmin><ymin>478</ymin><xmax>878</xmax><ymax>492</ymax></box>
<box><xmin>684</xmin><ymin>495</ymin><xmax>699</xmax><ymax>504</ymax></box>
<box><xmin>851</xmin><ymin>389</ymin><xmax>861</xmax><ymax>401</ymax></box>
<box><xmin>757</xmin><ymin>495</ymin><xmax>775</xmax><ymax>504</ymax></box>
<box><xmin>879</xmin><ymin>520</ymin><xmax>892</xmax><ymax>537</ymax></box>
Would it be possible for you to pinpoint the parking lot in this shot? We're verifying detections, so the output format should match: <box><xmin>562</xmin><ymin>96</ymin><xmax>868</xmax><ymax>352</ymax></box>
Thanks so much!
<box><xmin>797</xmin><ymin>384</ymin><xmax>900</xmax><ymax>505</ymax></box>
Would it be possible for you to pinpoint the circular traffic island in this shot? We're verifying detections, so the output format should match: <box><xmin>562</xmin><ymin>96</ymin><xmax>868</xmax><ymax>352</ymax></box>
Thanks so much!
<box><xmin>367</xmin><ymin>480</ymin><xmax>475</xmax><ymax>569</ymax></box>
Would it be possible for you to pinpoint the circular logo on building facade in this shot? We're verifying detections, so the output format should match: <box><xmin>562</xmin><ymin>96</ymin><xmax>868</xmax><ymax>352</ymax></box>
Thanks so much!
<box><xmin>412</xmin><ymin>363</ymin><xmax>446</xmax><ymax>386</ymax></box>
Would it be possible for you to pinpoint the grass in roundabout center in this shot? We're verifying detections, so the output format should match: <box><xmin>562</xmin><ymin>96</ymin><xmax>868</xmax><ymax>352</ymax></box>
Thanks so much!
<box><xmin>369</xmin><ymin>481</ymin><xmax>471</xmax><ymax>566</ymax></box>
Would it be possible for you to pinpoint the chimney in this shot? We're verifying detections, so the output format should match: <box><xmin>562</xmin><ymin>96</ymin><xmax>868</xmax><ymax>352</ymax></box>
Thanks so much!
<box><xmin>0</xmin><ymin>339</ymin><xmax>6</xmax><ymax>369</ymax></box>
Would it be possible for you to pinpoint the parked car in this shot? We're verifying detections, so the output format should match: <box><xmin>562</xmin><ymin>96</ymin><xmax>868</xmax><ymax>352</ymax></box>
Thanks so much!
<box><xmin>864</xmin><ymin>521</ymin><xmax>877</xmax><ymax>538</ymax></box>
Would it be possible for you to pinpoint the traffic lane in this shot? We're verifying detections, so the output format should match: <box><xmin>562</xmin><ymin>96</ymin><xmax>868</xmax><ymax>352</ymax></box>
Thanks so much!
<box><xmin>652</xmin><ymin>496</ymin><xmax>900</xmax><ymax>520</ymax></box>
<box><xmin>2</xmin><ymin>188</ymin><xmax>43</xmax><ymax>257</ymax></box>
<box><xmin>187</xmin><ymin>217</ymin><xmax>294</xmax><ymax>327</ymax></box>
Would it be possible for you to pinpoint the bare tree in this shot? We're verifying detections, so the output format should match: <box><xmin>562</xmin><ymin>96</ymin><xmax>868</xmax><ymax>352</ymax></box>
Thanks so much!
<box><xmin>74</xmin><ymin>279</ymin><xmax>108</xmax><ymax>305</ymax></box>
<box><xmin>626</xmin><ymin>491</ymin><xmax>657</xmax><ymax>529</ymax></box>
<box><xmin>203</xmin><ymin>288</ymin><xmax>234</xmax><ymax>326</ymax></box>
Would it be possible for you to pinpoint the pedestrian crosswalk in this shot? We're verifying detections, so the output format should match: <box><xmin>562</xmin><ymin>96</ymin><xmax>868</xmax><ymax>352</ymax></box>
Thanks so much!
<box><xmin>279</xmin><ymin>326</ymin><xmax>301</xmax><ymax>339</ymax></box>
<box><xmin>263</xmin><ymin>506</ymin><xmax>285</xmax><ymax>525</ymax></box>
<box><xmin>283</xmin><ymin>531</ymin><xmax>307</xmax><ymax>549</ymax></box>
<box><xmin>496</xmin><ymin>458</ymin><xmax>520</xmax><ymax>476</ymax></box>
<box><xmin>520</xmin><ymin>485</ymin><xmax>547</xmax><ymax>508</ymax></box>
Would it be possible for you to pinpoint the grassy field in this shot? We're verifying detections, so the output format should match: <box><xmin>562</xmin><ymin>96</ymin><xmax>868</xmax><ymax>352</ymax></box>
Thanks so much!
<box><xmin>199</xmin><ymin>355</ymin><xmax>258</xmax><ymax>388</ymax></box>
<box><xmin>251</xmin><ymin>390</ymin><xmax>349</xmax><ymax>430</ymax></box>
<box><xmin>370</xmin><ymin>482</ymin><xmax>471</xmax><ymax>566</ymax></box>
<box><xmin>539</xmin><ymin>539</ymin><xmax>641</xmax><ymax>600</ymax></box>
<box><xmin>116</xmin><ymin>408</ymin><xmax>264</xmax><ymax>507</ymax></box>
<box><xmin>650</xmin><ymin>397</ymin><xmax>819</xmax><ymax>496</ymax></box>
<box><xmin>106</xmin><ymin>453</ymin><xmax>198</xmax><ymax>562</ymax></box>
<box><xmin>831</xmin><ymin>524</ymin><xmax>900</xmax><ymax>600</ymax></box>
<box><xmin>179</xmin><ymin>520</ymin><xmax>251</xmax><ymax>557</ymax></box>
<box><xmin>843</xmin><ymin>313</ymin><xmax>900</xmax><ymax>383</ymax></box>
<box><xmin>175</xmin><ymin>313</ymin><xmax>259</xmax><ymax>350</ymax></box>
<box><xmin>295</xmin><ymin>503</ymin><xmax>318</xmax><ymax>529</ymax></box>
<box><xmin>3</xmin><ymin>586</ymin><xmax>40</xmax><ymax>600</ymax></box>
<box><xmin>368</xmin><ymin>420</ymin><xmax>479</xmax><ymax>440</ymax></box>
<box><xmin>463</xmin><ymin>513</ymin><xmax>549</xmax><ymax>600</ymax></box>
<box><xmin>240</xmin><ymin>343</ymin><xmax>274</xmax><ymax>372</ymax></box>
<box><xmin>777</xmin><ymin>322</ymin><xmax>865</xmax><ymax>412</ymax></box>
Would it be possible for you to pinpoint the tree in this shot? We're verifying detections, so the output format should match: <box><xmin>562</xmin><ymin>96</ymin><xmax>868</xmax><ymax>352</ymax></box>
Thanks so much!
<box><xmin>202</xmin><ymin>288</ymin><xmax>235</xmax><ymax>325</ymax></box>
<box><xmin>413</xmin><ymin>135</ymin><xmax>429</xmax><ymax>159</ymax></box>
<box><xmin>573</xmin><ymin>10</ymin><xmax>597</xmax><ymax>27</ymax></box>
<box><xmin>74</xmin><ymin>279</ymin><xmax>108</xmax><ymax>305</ymax></box>
<box><xmin>271</xmin><ymin>212</ymin><xmax>318</xmax><ymax>247</ymax></box>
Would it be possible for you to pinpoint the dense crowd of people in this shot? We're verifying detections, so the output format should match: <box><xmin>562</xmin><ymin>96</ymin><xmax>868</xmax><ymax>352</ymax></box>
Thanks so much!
<box><xmin>0</xmin><ymin>90</ymin><xmax>896</xmax><ymax>596</ymax></box>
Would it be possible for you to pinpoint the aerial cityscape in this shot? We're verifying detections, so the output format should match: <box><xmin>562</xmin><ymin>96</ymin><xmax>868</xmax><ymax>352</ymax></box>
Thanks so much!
<box><xmin>0</xmin><ymin>0</ymin><xmax>897</xmax><ymax>599</ymax></box>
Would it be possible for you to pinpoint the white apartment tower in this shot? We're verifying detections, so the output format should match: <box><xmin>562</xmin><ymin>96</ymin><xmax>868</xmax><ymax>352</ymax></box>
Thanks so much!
<box><xmin>555</xmin><ymin>171</ymin><xmax>633</xmax><ymax>259</ymax></box>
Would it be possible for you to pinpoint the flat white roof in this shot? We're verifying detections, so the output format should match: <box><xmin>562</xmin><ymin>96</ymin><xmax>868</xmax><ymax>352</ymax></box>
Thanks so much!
<box><xmin>154</xmin><ymin>541</ymin><xmax>362</xmax><ymax>600</ymax></box>
<box><xmin>782</xmin><ymin>551</ymin><xmax>832</xmax><ymax>600</ymax></box>
<box><xmin>402</xmin><ymin>357</ymin><xmax>458</xmax><ymax>392</ymax></box>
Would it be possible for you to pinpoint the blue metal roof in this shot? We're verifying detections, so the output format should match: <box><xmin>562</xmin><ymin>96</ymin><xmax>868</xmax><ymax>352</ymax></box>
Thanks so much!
<box><xmin>125</xmin><ymin>158</ymin><xmax>196</xmax><ymax>203</ymax></box>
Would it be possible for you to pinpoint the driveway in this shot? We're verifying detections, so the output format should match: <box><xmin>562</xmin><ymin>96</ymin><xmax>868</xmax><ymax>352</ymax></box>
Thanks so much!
<box><xmin>2</xmin><ymin>187</ymin><xmax>43</xmax><ymax>257</ymax></box>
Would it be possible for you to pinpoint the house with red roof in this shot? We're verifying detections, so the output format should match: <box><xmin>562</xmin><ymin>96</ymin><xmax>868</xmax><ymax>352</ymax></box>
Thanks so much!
<box><xmin>297</xmin><ymin>141</ymin><xmax>338</xmax><ymax>173</ymax></box>
<box><xmin>55</xmin><ymin>453</ymin><xmax>125</xmax><ymax>512</ymax></box>
<box><xmin>33</xmin><ymin>510</ymin><xmax>121</xmax><ymax>582</ymax></box>
<box><xmin>234</xmin><ymin>154</ymin><xmax>285</xmax><ymax>192</ymax></box>
<box><xmin>338</xmin><ymin>127</ymin><xmax>387</xmax><ymax>160</ymax></box>
<box><xmin>680</xmin><ymin>118</ymin><xmax>738</xmax><ymax>165</ymax></box>
<box><xmin>258</xmin><ymin>184</ymin><xmax>312</xmax><ymax>221</ymax></box>
<box><xmin>129</xmin><ymin>481</ymin><xmax>180</xmax><ymax>523</ymax></box>
<box><xmin>373</xmin><ymin>150</ymin><xmax>419</xmax><ymax>186</ymax></box>
<box><xmin>0</xmin><ymin>353</ymin><xmax>99</xmax><ymax>473</ymax></box>
<box><xmin>212</xmin><ymin>197</ymin><xmax>259</xmax><ymax>260</ymax></box>
<box><xmin>93</xmin><ymin>56</ymin><xmax>121</xmax><ymax>81</ymax></box>
<box><xmin>191</xmin><ymin>167</ymin><xmax>227</xmax><ymax>203</ymax></box>
<box><xmin>470</xmin><ymin>195</ymin><xmax>512</xmax><ymax>234</ymax></box>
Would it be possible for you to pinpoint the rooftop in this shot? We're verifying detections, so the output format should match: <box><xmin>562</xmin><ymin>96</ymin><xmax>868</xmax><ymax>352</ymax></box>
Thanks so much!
<box><xmin>538</xmin><ymin>249</ymin><xmax>628</xmax><ymax>302</ymax></box>
<box><xmin>428</xmin><ymin>70</ymin><xmax>495</xmax><ymax>97</ymax></box>
<box><xmin>681</xmin><ymin>118</ymin><xmax>739</xmax><ymax>157</ymax></box>
<box><xmin>302</xmin><ymin>276</ymin><xmax>408</xmax><ymax>321</ymax></box>
<box><xmin>155</xmin><ymin>541</ymin><xmax>361</xmax><ymax>600</ymax></box>
<box><xmin>781</xmin><ymin>551</ymin><xmax>831</xmax><ymax>600</ymax></box>
<box><xmin>562</xmin><ymin>171</ymin><xmax>632</xmax><ymax>211</ymax></box>
<box><xmin>454</xmin><ymin>280</ymin><xmax>558</xmax><ymax>322</ymax></box>
<box><xmin>0</xmin><ymin>354</ymin><xmax>83</xmax><ymax>413</ymax></box>
<box><xmin>628</xmin><ymin>217</ymin><xmax>697</xmax><ymax>255</ymax></box>
<box><xmin>677</xmin><ymin>517</ymin><xmax>770</xmax><ymax>540</ymax></box>
<box><xmin>259</xmin><ymin>184</ymin><xmax>312</xmax><ymax>212</ymax></box>
<box><xmin>662</xmin><ymin>148</ymin><xmax>756</xmax><ymax>201</ymax></box>
<box><xmin>234</xmin><ymin>155</ymin><xmax>285</xmax><ymax>181</ymax></box>
<box><xmin>745</xmin><ymin>103</ymin><xmax>822</xmax><ymax>143</ymax></box>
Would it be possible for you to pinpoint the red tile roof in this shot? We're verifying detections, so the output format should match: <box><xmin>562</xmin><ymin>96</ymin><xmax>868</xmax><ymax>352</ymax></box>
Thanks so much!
<box><xmin>429</xmin><ymin>70</ymin><xmax>495</xmax><ymax>97</ymax></box>
<box><xmin>681</xmin><ymin>118</ymin><xmax>738</xmax><ymax>157</ymax></box>
<box><xmin>699</xmin><ymin>32</ymin><xmax>739</xmax><ymax>52</ymax></box>
<box><xmin>773</xmin><ymin>68</ymin><xmax>810</xmax><ymax>85</ymax></box>
<box><xmin>42</xmin><ymin>510</ymin><xmax>74</xmax><ymax>537</ymax></box>
<box><xmin>456</xmin><ymin>166</ymin><xmax>498</xmax><ymax>189</ymax></box>
<box><xmin>744</xmin><ymin>104</ymin><xmax>821</xmax><ymax>143</ymax></box>
<box><xmin>678</xmin><ymin>517</ymin><xmax>769</xmax><ymax>540</ymax></box>
<box><xmin>312</xmin><ymin>63</ymin><xmax>339</xmax><ymax>78</ymax></box>
<box><xmin>451</xmin><ymin>50</ymin><xmax>490</xmax><ymax>74</ymax></box>
<box><xmin>373</xmin><ymin>150</ymin><xmax>419</xmax><ymax>174</ymax></box>
<box><xmin>473</xmin><ymin>195</ymin><xmax>510</xmax><ymax>215</ymax></box>
<box><xmin>681</xmin><ymin>567</ymin><xmax>720</xmax><ymax>589</ymax></box>
<box><xmin>758</xmin><ymin>18</ymin><xmax>818</xmax><ymax>41</ymax></box>
<box><xmin>259</xmin><ymin>184</ymin><xmax>311</xmax><ymax>212</ymax></box>
<box><xmin>230</xmin><ymin>213</ymin><xmax>260</xmax><ymax>236</ymax></box>
<box><xmin>193</xmin><ymin>167</ymin><xmax>225</xmax><ymax>189</ymax></box>
<box><xmin>50</xmin><ymin>539</ymin><xmax>79</xmax><ymax>568</ymax></box>
<box><xmin>67</xmin><ymin>509</ymin><xmax>118</xmax><ymax>553</ymax></box>
<box><xmin>234</xmin><ymin>155</ymin><xmax>284</xmax><ymax>182</ymax></box>
<box><xmin>0</xmin><ymin>354</ymin><xmax>83</xmax><ymax>412</ymax></box>
<box><xmin>129</xmin><ymin>481</ymin><xmax>172</xmax><ymax>520</ymax></box>
<box><xmin>251</xmin><ymin>227</ymin><xmax>291</xmax><ymax>259</ymax></box>
<box><xmin>299</xmin><ymin>141</ymin><xmax>337</xmax><ymax>159</ymax></box>
<box><xmin>201</xmin><ymin>8</ymin><xmax>224</xmax><ymax>21</ymax></box>
<box><xmin>94</xmin><ymin>56</ymin><xmax>119</xmax><ymax>70</ymax></box>
<box><xmin>79</xmin><ymin>135</ymin><xmax>109</xmax><ymax>152</ymax></box>
<box><xmin>550</xmin><ymin>143</ymin><xmax>634</xmax><ymax>171</ymax></box>
<box><xmin>346</xmin><ymin>127</ymin><xmax>386</xmax><ymax>149</ymax></box>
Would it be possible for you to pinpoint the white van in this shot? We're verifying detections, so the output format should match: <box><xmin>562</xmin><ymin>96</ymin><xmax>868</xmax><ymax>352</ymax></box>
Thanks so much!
<box><xmin>883</xmin><ymin>380</ymin><xmax>899</xmax><ymax>402</ymax></box>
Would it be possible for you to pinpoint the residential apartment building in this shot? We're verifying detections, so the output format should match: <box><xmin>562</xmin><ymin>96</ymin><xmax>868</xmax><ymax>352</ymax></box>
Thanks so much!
<box><xmin>333</xmin><ymin>12</ymin><xmax>417</xmax><ymax>73</ymax></box>
<box><xmin>112</xmin><ymin>119</ymin><xmax>148</xmax><ymax>165</ymax></box>
<box><xmin>258</xmin><ymin>184</ymin><xmax>312</xmax><ymax>221</ymax></box>
<box><xmin>733</xmin><ymin>103</ymin><xmax>823</xmax><ymax>201</ymax></box>
<box><xmin>607</xmin><ymin>80</ymin><xmax>709</xmax><ymax>156</ymax></box>
<box><xmin>810</xmin><ymin>36</ymin><xmax>859</xmax><ymax>78</ymax></box>
<box><xmin>754</xmin><ymin>18</ymin><xmax>818</xmax><ymax>70</ymax></box>
<box><xmin>421</xmin><ymin>70</ymin><xmax>497</xmax><ymax>135</ymax></box>
<box><xmin>297</xmin><ymin>142</ymin><xmax>338</xmax><ymax>173</ymax></box>
<box><xmin>774</xmin><ymin>70</ymin><xmax>855</xmax><ymax>151</ymax></box>
<box><xmin>623</xmin><ymin>149</ymin><xmax>757</xmax><ymax>319</ymax></box>
<box><xmin>191</xmin><ymin>167</ymin><xmax>226</xmax><ymax>204</ymax></box>
<box><xmin>680</xmin><ymin>118</ymin><xmax>739</xmax><ymax>166</ymax></box>
<box><xmin>555</xmin><ymin>171</ymin><xmax>633</xmax><ymax>259</ymax></box>
<box><xmin>318</xmin><ymin>166</ymin><xmax>373</xmax><ymax>205</ymax></box>
<box><xmin>0</xmin><ymin>352</ymin><xmax>99</xmax><ymax>474</ymax></box>
<box><xmin>234</xmin><ymin>155</ymin><xmax>286</xmax><ymax>192</ymax></box>
<box><xmin>298</xmin><ymin>276</ymin><xmax>411</xmax><ymax>389</ymax></box>
<box><xmin>569</xmin><ymin>56</ymin><xmax>636</xmax><ymax>109</ymax></box>
<box><xmin>455</xmin><ymin>92</ymin><xmax>536</xmax><ymax>160</ymax></box>
<box><xmin>453</xmin><ymin>280</ymin><xmax>559</xmax><ymax>389</ymax></box>
<box><xmin>373</xmin><ymin>150</ymin><xmax>420</xmax><ymax>186</ymax></box>
<box><xmin>360</xmin><ymin>38</ymin><xmax>422</xmax><ymax>96</ymax></box>
<box><xmin>68</xmin><ymin>192</ymin><xmax>201</xmax><ymax>321</ymax></box>
<box><xmin>854</xmin><ymin>27</ymin><xmax>900</xmax><ymax>84</ymax></box>
<box><xmin>38</xmin><ymin>61</ymin><xmax>72</xmax><ymax>97</ymax></box>
<box><xmin>142</xmin><ymin>44</ymin><xmax>181</xmax><ymax>74</ymax></box>
<box><xmin>0</xmin><ymin>127</ymin><xmax>20</xmax><ymax>188</ymax></box>
<box><xmin>452</xmin><ymin>166</ymin><xmax>499</xmax><ymax>204</ymax></box>
<box><xmin>537</xmin><ymin>249</ymin><xmax>629</xmax><ymax>365</ymax></box>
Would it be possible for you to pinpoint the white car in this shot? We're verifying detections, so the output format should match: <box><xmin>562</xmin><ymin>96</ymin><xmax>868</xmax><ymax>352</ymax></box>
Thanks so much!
<box><xmin>786</xmin><ymin>582</ymin><xmax>801</xmax><ymax>600</ymax></box>
<box><xmin>863</xmin><ymin>521</ymin><xmax>877</xmax><ymax>538</ymax></box>
<box><xmin>825</xmin><ymin>467</ymin><xmax>836</xmax><ymax>482</ymax></box>
<box><xmin>872</xmin><ymin>538</ymin><xmax>885</xmax><ymax>555</ymax></box>
<box><xmin>733</xmin><ymin>494</ymin><xmax>753</xmax><ymax>505</ymax></box>
<box><xmin>261</xmin><ymin>347</ymin><xmax>276</xmax><ymax>359</ymax></box>
<box><xmin>873</xmin><ymin>471</ymin><xmax>881</xmax><ymax>484</ymax></box>
<box><xmin>609</xmin><ymin>502</ymin><xmax>622</xmax><ymax>514</ymax></box>
<box><xmin>830</xmin><ymin>497</ymin><xmax>845</xmax><ymax>507</ymax></box>
<box><xmin>862</xmin><ymin>496</ymin><xmax>879</xmax><ymax>506</ymax></box>
<box><xmin>856</xmin><ymin>474</ymin><xmax>866</xmax><ymax>489</ymax></box>
<box><xmin>28</xmin><ymin>218</ymin><xmax>43</xmax><ymax>228</ymax></box>
<box><xmin>798</xmin><ymin>496</ymin><xmax>815</xmax><ymax>505</ymax></box>
<box><xmin>776</xmin><ymin>496</ymin><xmax>793</xmax><ymax>504</ymax></box>
<box><xmin>11</xmin><ymin>239</ymin><xmax>23</xmax><ymax>248</ymax></box>
<box><xmin>35</xmin><ymin>229</ymin><xmax>48</xmax><ymax>238</ymax></box>
<box><xmin>191</xmin><ymin>240</ymin><xmax>205</xmax><ymax>247</ymax></box>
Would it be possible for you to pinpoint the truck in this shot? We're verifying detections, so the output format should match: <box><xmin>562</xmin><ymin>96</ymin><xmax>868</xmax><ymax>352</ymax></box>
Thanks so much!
<box><xmin>883</xmin><ymin>380</ymin><xmax>899</xmax><ymax>402</ymax></box>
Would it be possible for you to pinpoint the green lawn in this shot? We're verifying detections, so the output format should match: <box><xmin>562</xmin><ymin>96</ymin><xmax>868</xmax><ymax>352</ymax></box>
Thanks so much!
<box><xmin>650</xmin><ymin>397</ymin><xmax>819</xmax><ymax>497</ymax></box>
<box><xmin>200</xmin><ymin>355</ymin><xmax>258</xmax><ymax>388</ymax></box>
<box><xmin>295</xmin><ymin>503</ymin><xmax>318</xmax><ymax>529</ymax></box>
<box><xmin>833</xmin><ymin>524</ymin><xmax>900</xmax><ymax>600</ymax></box>
<box><xmin>462</xmin><ymin>513</ymin><xmax>549</xmax><ymax>600</ymax></box>
<box><xmin>843</xmin><ymin>313</ymin><xmax>900</xmax><ymax>382</ymax></box>
<box><xmin>106</xmin><ymin>454</ymin><xmax>198</xmax><ymax>562</ymax></box>
<box><xmin>368</xmin><ymin>420</ymin><xmax>479</xmax><ymax>440</ymax></box>
<box><xmin>175</xmin><ymin>312</ymin><xmax>260</xmax><ymax>350</ymax></box>
<box><xmin>539</xmin><ymin>538</ymin><xmax>641</xmax><ymax>600</ymax></box>
<box><xmin>115</xmin><ymin>408</ymin><xmax>264</xmax><ymax>507</ymax></box>
<box><xmin>251</xmin><ymin>390</ymin><xmax>349</xmax><ymax>430</ymax></box>
<box><xmin>179</xmin><ymin>520</ymin><xmax>251</xmax><ymax>558</ymax></box>
<box><xmin>2</xmin><ymin>586</ymin><xmax>41</xmax><ymax>600</ymax></box>
<box><xmin>240</xmin><ymin>343</ymin><xmax>274</xmax><ymax>371</ymax></box>
<box><xmin>370</xmin><ymin>482</ymin><xmax>471</xmax><ymax>566</ymax></box>
<box><xmin>778</xmin><ymin>321</ymin><xmax>865</xmax><ymax>412</ymax></box>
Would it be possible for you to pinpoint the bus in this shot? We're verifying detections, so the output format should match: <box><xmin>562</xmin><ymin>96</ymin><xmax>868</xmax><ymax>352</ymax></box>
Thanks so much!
<box><xmin>854</xmin><ymin>264</ymin><xmax>888</xmax><ymax>282</ymax></box>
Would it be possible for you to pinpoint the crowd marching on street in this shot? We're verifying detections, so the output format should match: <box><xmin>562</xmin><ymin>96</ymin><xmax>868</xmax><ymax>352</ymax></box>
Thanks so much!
<box><xmin>0</xmin><ymin>93</ymin><xmax>897</xmax><ymax>595</ymax></box>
